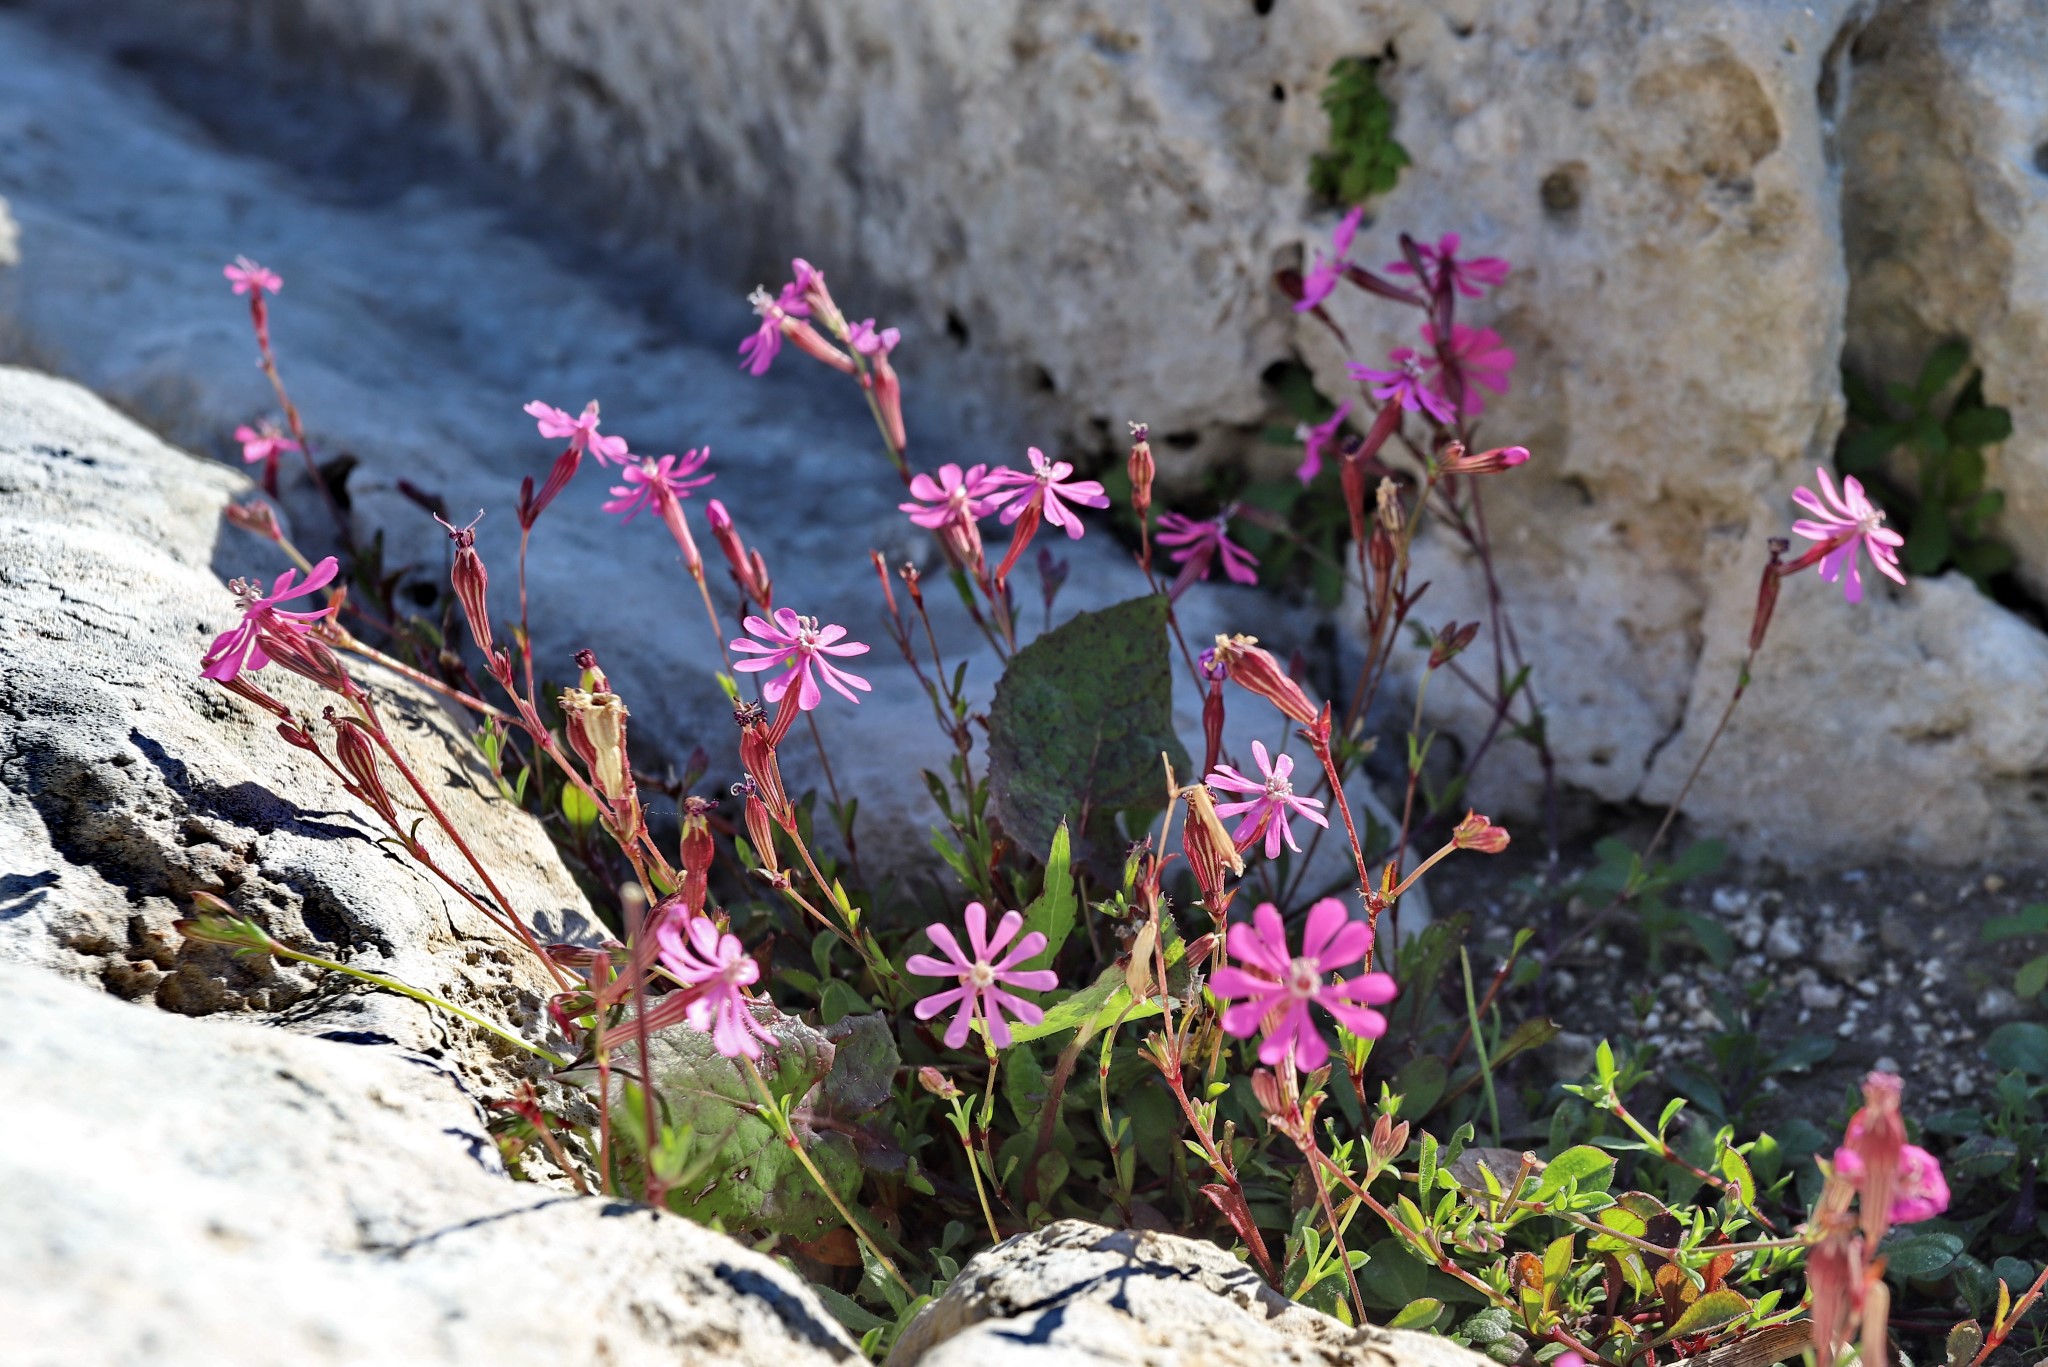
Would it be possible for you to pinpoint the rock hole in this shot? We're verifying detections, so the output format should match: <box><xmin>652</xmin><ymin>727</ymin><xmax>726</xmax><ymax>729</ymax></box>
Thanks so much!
<box><xmin>1031</xmin><ymin>364</ymin><xmax>1058</xmax><ymax>394</ymax></box>
<box><xmin>1541</xmin><ymin>163</ymin><xmax>1586</xmax><ymax>224</ymax></box>
<box><xmin>1251</xmin><ymin>0</ymin><xmax>1275</xmax><ymax>14</ymax></box>
<box><xmin>945</xmin><ymin>310</ymin><xmax>970</xmax><ymax>346</ymax></box>
<box><xmin>1161</xmin><ymin>431</ymin><xmax>1200</xmax><ymax>451</ymax></box>
<box><xmin>405</xmin><ymin>581</ymin><xmax>438</xmax><ymax>609</ymax></box>
<box><xmin>1271</xmin><ymin>83</ymin><xmax>1286</xmax><ymax>103</ymax></box>
<box><xmin>2034</xmin><ymin>142</ymin><xmax>2048</xmax><ymax>177</ymax></box>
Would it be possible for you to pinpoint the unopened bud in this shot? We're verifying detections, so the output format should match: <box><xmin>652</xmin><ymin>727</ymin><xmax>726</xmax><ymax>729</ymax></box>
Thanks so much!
<box><xmin>898</xmin><ymin>560</ymin><xmax>924</xmax><ymax>608</ymax></box>
<box><xmin>223</xmin><ymin>498</ymin><xmax>284</xmax><ymax>543</ymax></box>
<box><xmin>744</xmin><ymin>790</ymin><xmax>781</xmax><ymax>875</ymax></box>
<box><xmin>1181</xmin><ymin>783</ymin><xmax>1244</xmax><ymax>913</ymax></box>
<box><xmin>1202</xmin><ymin>676</ymin><xmax>1226</xmax><ymax>775</ymax></box>
<box><xmin>1127</xmin><ymin>422</ymin><xmax>1155</xmax><ymax>525</ymax></box>
<box><xmin>1441</xmin><ymin>443</ymin><xmax>1531</xmax><ymax>477</ymax></box>
<box><xmin>1207</xmin><ymin>634</ymin><xmax>1319</xmax><ymax>728</ymax></box>
<box><xmin>1339</xmin><ymin>439</ymin><xmax>1370</xmax><ymax>547</ymax></box>
<box><xmin>560</xmin><ymin>688</ymin><xmax>633</xmax><ymax>805</ymax></box>
<box><xmin>521</xmin><ymin>447</ymin><xmax>581</xmax><ymax>530</ymax></box>
<box><xmin>1451</xmin><ymin>810</ymin><xmax>1511</xmax><ymax>854</ymax></box>
<box><xmin>1375</xmin><ymin>478</ymin><xmax>1404</xmax><ymax>536</ymax></box>
<box><xmin>679</xmin><ymin>794</ymin><xmax>715</xmax><ymax>913</ymax></box>
<box><xmin>917</xmin><ymin>1065</ymin><xmax>963</xmax><ymax>1100</ymax></box>
<box><xmin>1370</xmin><ymin>1111</ymin><xmax>1411</xmax><ymax>1163</ymax></box>
<box><xmin>1752</xmin><ymin>538</ymin><xmax>1790</xmax><ymax>653</ymax></box>
<box><xmin>329</xmin><ymin>713</ymin><xmax>402</xmax><ymax>829</ymax></box>
<box><xmin>434</xmin><ymin>511</ymin><xmax>493</xmax><ymax>657</ymax></box>
<box><xmin>1428</xmin><ymin>621</ymin><xmax>1480</xmax><ymax>670</ymax></box>
<box><xmin>736</xmin><ymin>705</ymin><xmax>791</xmax><ymax>826</ymax></box>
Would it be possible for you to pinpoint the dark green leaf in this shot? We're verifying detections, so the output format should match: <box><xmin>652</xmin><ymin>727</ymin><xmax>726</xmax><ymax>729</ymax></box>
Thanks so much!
<box><xmin>1018</xmin><ymin>821</ymin><xmax>1078</xmax><ymax>972</ymax></box>
<box><xmin>1985</xmin><ymin>1021</ymin><xmax>2048</xmax><ymax>1076</ymax></box>
<box><xmin>1767</xmin><ymin>1035</ymin><xmax>1837</xmax><ymax>1074</ymax></box>
<box><xmin>1916</xmin><ymin>341</ymin><xmax>1971</xmax><ymax>401</ymax></box>
<box><xmin>1532</xmin><ymin>1145</ymin><xmax>1616</xmax><ymax>1200</ymax></box>
<box><xmin>1903</xmin><ymin>515</ymin><xmax>1952</xmax><ymax>575</ymax></box>
<box><xmin>2016</xmin><ymin>954</ymin><xmax>2048</xmax><ymax>1002</ymax></box>
<box><xmin>1947</xmin><ymin>404</ymin><xmax>2013</xmax><ymax>448</ymax></box>
<box><xmin>1838</xmin><ymin>426</ymin><xmax>1899</xmax><ymax>473</ymax></box>
<box><xmin>1884</xmin><ymin>1231</ymin><xmax>1965</xmax><ymax>1280</ymax></box>
<box><xmin>985</xmin><ymin>595</ymin><xmax>1190</xmax><ymax>854</ymax></box>
<box><xmin>1659</xmin><ymin>1289</ymin><xmax>1750</xmax><ymax>1341</ymax></box>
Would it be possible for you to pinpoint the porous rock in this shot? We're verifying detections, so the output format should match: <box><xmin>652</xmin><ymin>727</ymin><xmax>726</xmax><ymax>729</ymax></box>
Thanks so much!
<box><xmin>0</xmin><ymin>959</ymin><xmax>860</xmax><ymax>1367</ymax></box>
<box><xmin>886</xmin><ymin>1219</ymin><xmax>1496</xmax><ymax>1367</ymax></box>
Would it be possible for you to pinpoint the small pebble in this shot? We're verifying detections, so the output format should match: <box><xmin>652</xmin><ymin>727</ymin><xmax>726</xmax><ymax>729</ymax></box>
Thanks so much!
<box><xmin>1800</xmin><ymin>982</ymin><xmax>1844</xmax><ymax>1010</ymax></box>
<box><xmin>1976</xmin><ymin>987</ymin><xmax>2023</xmax><ymax>1023</ymax></box>
<box><xmin>1984</xmin><ymin>874</ymin><xmax>2006</xmax><ymax>894</ymax></box>
<box><xmin>1765</xmin><ymin>919</ymin><xmax>1804</xmax><ymax>961</ymax></box>
<box><xmin>1816</xmin><ymin>927</ymin><xmax>1871</xmax><ymax>983</ymax></box>
<box><xmin>1874</xmin><ymin>1055</ymin><xmax>1901</xmax><ymax>1074</ymax></box>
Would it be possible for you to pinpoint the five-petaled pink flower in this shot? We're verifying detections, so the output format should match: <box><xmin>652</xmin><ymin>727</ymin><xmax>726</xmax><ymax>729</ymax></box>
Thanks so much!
<box><xmin>602</xmin><ymin>449</ymin><xmax>715</xmax><ymax>522</ymax></box>
<box><xmin>234</xmin><ymin>421</ymin><xmax>299</xmax><ymax>466</ymax></box>
<box><xmin>1351</xmin><ymin>349</ymin><xmax>1457</xmax><ymax>426</ymax></box>
<box><xmin>847</xmin><ymin>318</ymin><xmax>900</xmax><ymax>358</ymax></box>
<box><xmin>199</xmin><ymin>556</ymin><xmax>338</xmax><ymax>682</ymax></box>
<box><xmin>731</xmin><ymin>608</ymin><xmax>872</xmax><ymax>711</ymax></box>
<box><xmin>1157</xmin><ymin>510</ymin><xmax>1260</xmax><ymax>597</ymax></box>
<box><xmin>1211</xmin><ymin>898</ymin><xmax>1396</xmax><ymax>1072</ymax></box>
<box><xmin>1791</xmin><ymin>468</ymin><xmax>1906</xmax><ymax>605</ymax></box>
<box><xmin>901</xmin><ymin>463</ymin><xmax>1001</xmax><ymax>530</ymax></box>
<box><xmin>224</xmin><ymin>256</ymin><xmax>282</xmax><ymax>297</ymax></box>
<box><xmin>907</xmin><ymin>902</ymin><xmax>1059</xmax><ymax>1049</ymax></box>
<box><xmin>655</xmin><ymin>912</ymin><xmax>776</xmax><ymax>1060</ymax></box>
<box><xmin>988</xmin><ymin>447</ymin><xmax>1110</xmax><ymax>539</ymax></box>
<box><xmin>1296</xmin><ymin>206</ymin><xmax>1364</xmax><ymax>312</ymax></box>
<box><xmin>1387</xmin><ymin>232</ymin><xmax>1511</xmax><ymax>299</ymax></box>
<box><xmin>524</xmin><ymin>399</ymin><xmax>629</xmax><ymax>466</ymax></box>
<box><xmin>1206</xmin><ymin>740</ymin><xmax>1328</xmax><ymax>859</ymax></box>
<box><xmin>1836</xmin><ymin>1142</ymin><xmax>1949</xmax><ymax>1225</ymax></box>
<box><xmin>1420</xmin><ymin>323</ymin><xmax>1516</xmax><ymax>417</ymax></box>
<box><xmin>1294</xmin><ymin>401</ymin><xmax>1352</xmax><ymax>484</ymax></box>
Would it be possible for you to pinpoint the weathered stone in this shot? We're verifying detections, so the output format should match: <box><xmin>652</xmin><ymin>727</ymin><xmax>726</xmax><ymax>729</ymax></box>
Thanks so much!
<box><xmin>887</xmin><ymin>1219</ymin><xmax>1496</xmax><ymax>1367</ymax></box>
<box><xmin>0</xmin><ymin>364</ymin><xmax>589</xmax><ymax>1091</ymax></box>
<box><xmin>0</xmin><ymin>959</ymin><xmax>861</xmax><ymax>1367</ymax></box>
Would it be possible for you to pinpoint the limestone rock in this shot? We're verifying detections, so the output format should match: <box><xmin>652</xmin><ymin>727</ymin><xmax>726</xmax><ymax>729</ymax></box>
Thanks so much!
<box><xmin>0</xmin><ymin>364</ymin><xmax>591</xmax><ymax>1090</ymax></box>
<box><xmin>886</xmin><ymin>1219</ymin><xmax>1495</xmax><ymax>1367</ymax></box>
<box><xmin>0</xmin><ymin>959</ymin><xmax>861</xmax><ymax>1367</ymax></box>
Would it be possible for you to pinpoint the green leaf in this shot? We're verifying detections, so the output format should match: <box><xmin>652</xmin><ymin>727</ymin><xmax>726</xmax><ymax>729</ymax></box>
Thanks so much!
<box><xmin>985</xmin><ymin>595</ymin><xmax>1190</xmax><ymax>854</ymax></box>
<box><xmin>1720</xmin><ymin>1146</ymin><xmax>1757</xmax><ymax>1210</ymax></box>
<box><xmin>1389</xmin><ymin>1298</ymin><xmax>1445</xmax><ymax>1331</ymax></box>
<box><xmin>1767</xmin><ymin>1034</ymin><xmax>1837</xmax><ymax>1074</ymax></box>
<box><xmin>1395</xmin><ymin>1055</ymin><xmax>1449</xmax><ymax>1120</ymax></box>
<box><xmin>1985</xmin><ymin>1021</ymin><xmax>2048</xmax><ymax>1076</ymax></box>
<box><xmin>1666</xmin><ymin>839</ymin><xmax>1727</xmax><ymax>881</ymax></box>
<box><xmin>1917</xmin><ymin>341</ymin><xmax>1971</xmax><ymax>402</ymax></box>
<box><xmin>1838</xmin><ymin>426</ymin><xmax>1899</xmax><ymax>473</ymax></box>
<box><xmin>2015</xmin><ymin>954</ymin><xmax>2048</xmax><ymax>1002</ymax></box>
<box><xmin>560</xmin><ymin>782</ymin><xmax>599</xmax><ymax>832</ymax></box>
<box><xmin>1659</xmin><ymin>1288</ymin><xmax>1750</xmax><ymax>1342</ymax></box>
<box><xmin>1948</xmin><ymin>404</ymin><xmax>2013</xmax><ymax>448</ymax></box>
<box><xmin>811</xmin><ymin>1284</ymin><xmax>889</xmax><ymax>1337</ymax></box>
<box><xmin>1904</xmin><ymin>515</ymin><xmax>1952</xmax><ymax>575</ymax></box>
<box><xmin>1983</xmin><ymin>905</ymin><xmax>2048</xmax><ymax>943</ymax></box>
<box><xmin>1018</xmin><ymin>821</ymin><xmax>1078</xmax><ymax>972</ymax></box>
<box><xmin>1532</xmin><ymin>1145</ymin><xmax>1617</xmax><ymax>1201</ymax></box>
<box><xmin>1884</xmin><ymin>1231</ymin><xmax>1966</xmax><ymax>1280</ymax></box>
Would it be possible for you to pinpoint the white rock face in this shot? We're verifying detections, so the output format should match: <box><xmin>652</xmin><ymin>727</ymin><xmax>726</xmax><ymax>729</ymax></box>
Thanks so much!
<box><xmin>887</xmin><ymin>1219</ymin><xmax>1496</xmax><ymax>1367</ymax></box>
<box><xmin>0</xmin><ymin>960</ymin><xmax>862</xmax><ymax>1367</ymax></box>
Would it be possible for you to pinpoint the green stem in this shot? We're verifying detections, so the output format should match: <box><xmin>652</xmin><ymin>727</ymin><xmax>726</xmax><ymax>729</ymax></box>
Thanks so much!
<box><xmin>1461</xmin><ymin>949</ymin><xmax>1500</xmax><ymax>1146</ymax></box>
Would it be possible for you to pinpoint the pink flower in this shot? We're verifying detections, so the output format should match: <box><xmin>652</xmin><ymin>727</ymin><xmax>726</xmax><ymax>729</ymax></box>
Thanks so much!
<box><xmin>224</xmin><ymin>256</ymin><xmax>282</xmax><ymax>297</ymax></box>
<box><xmin>1295</xmin><ymin>206</ymin><xmax>1365</xmax><ymax>313</ymax></box>
<box><xmin>901</xmin><ymin>463</ymin><xmax>1001</xmax><ymax>530</ymax></box>
<box><xmin>1836</xmin><ymin>1143</ymin><xmax>1949</xmax><ymax>1225</ymax></box>
<box><xmin>1210</xmin><ymin>898</ymin><xmax>1396</xmax><ymax>1072</ymax></box>
<box><xmin>1833</xmin><ymin>1072</ymin><xmax>1947</xmax><ymax>1227</ymax></box>
<box><xmin>602</xmin><ymin>449</ymin><xmax>714</xmax><ymax>523</ymax></box>
<box><xmin>1351</xmin><ymin>349</ymin><xmax>1457</xmax><ymax>426</ymax></box>
<box><xmin>234</xmin><ymin>421</ymin><xmax>300</xmax><ymax>466</ymax></box>
<box><xmin>907</xmin><ymin>902</ymin><xmax>1059</xmax><ymax>1049</ymax></box>
<box><xmin>1791</xmin><ymin>468</ymin><xmax>1907</xmax><ymax>605</ymax></box>
<box><xmin>655</xmin><ymin>913</ymin><xmax>776</xmax><ymax>1060</ymax></box>
<box><xmin>1294</xmin><ymin>401</ymin><xmax>1352</xmax><ymax>484</ymax></box>
<box><xmin>847</xmin><ymin>318</ymin><xmax>900</xmax><ymax>358</ymax></box>
<box><xmin>200</xmin><ymin>556</ymin><xmax>339</xmax><ymax>682</ymax></box>
<box><xmin>738</xmin><ymin>316</ymin><xmax>783</xmax><ymax>375</ymax></box>
<box><xmin>1205</xmin><ymin>740</ymin><xmax>1328</xmax><ymax>859</ymax></box>
<box><xmin>1387</xmin><ymin>232</ymin><xmax>1511</xmax><ymax>299</ymax></box>
<box><xmin>730</xmin><ymin>608</ymin><xmax>872</xmax><ymax>711</ymax></box>
<box><xmin>524</xmin><ymin>399</ymin><xmax>629</xmax><ymax>466</ymax></box>
<box><xmin>1420</xmin><ymin>323</ymin><xmax>1516</xmax><ymax>417</ymax></box>
<box><xmin>739</xmin><ymin>277</ymin><xmax>854</xmax><ymax>377</ymax></box>
<box><xmin>1156</xmin><ymin>510</ymin><xmax>1260</xmax><ymax>597</ymax></box>
<box><xmin>987</xmin><ymin>448</ymin><xmax>1110</xmax><ymax>539</ymax></box>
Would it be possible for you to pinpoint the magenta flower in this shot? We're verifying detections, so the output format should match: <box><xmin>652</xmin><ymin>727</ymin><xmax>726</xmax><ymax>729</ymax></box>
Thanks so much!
<box><xmin>907</xmin><ymin>902</ymin><xmax>1060</xmax><ymax>1049</ymax></box>
<box><xmin>224</xmin><ymin>256</ymin><xmax>282</xmax><ymax>297</ymax></box>
<box><xmin>1206</xmin><ymin>740</ymin><xmax>1328</xmax><ymax>859</ymax></box>
<box><xmin>1211</xmin><ymin>899</ymin><xmax>1396</xmax><ymax>1072</ymax></box>
<box><xmin>655</xmin><ymin>913</ymin><xmax>776</xmax><ymax>1060</ymax></box>
<box><xmin>602</xmin><ymin>450</ymin><xmax>715</xmax><ymax>522</ymax></box>
<box><xmin>847</xmin><ymin>318</ymin><xmax>901</xmax><ymax>358</ymax></box>
<box><xmin>234</xmin><ymin>421</ymin><xmax>300</xmax><ymax>466</ymax></box>
<box><xmin>730</xmin><ymin>608</ymin><xmax>871</xmax><ymax>711</ymax></box>
<box><xmin>1420</xmin><ymin>323</ymin><xmax>1516</xmax><ymax>417</ymax></box>
<box><xmin>739</xmin><ymin>264</ymin><xmax>854</xmax><ymax>377</ymax></box>
<box><xmin>524</xmin><ymin>399</ymin><xmax>629</xmax><ymax>466</ymax></box>
<box><xmin>987</xmin><ymin>447</ymin><xmax>1110</xmax><ymax>539</ymax></box>
<box><xmin>738</xmin><ymin>314</ymin><xmax>783</xmax><ymax>376</ymax></box>
<box><xmin>1157</xmin><ymin>510</ymin><xmax>1260</xmax><ymax>597</ymax></box>
<box><xmin>199</xmin><ymin>555</ymin><xmax>339</xmax><ymax>682</ymax></box>
<box><xmin>1351</xmin><ymin>349</ymin><xmax>1457</xmax><ymax>426</ymax></box>
<box><xmin>1387</xmin><ymin>232</ymin><xmax>1511</xmax><ymax>299</ymax></box>
<box><xmin>1295</xmin><ymin>206</ymin><xmax>1365</xmax><ymax>313</ymax></box>
<box><xmin>901</xmin><ymin>463</ymin><xmax>1001</xmax><ymax>530</ymax></box>
<box><xmin>1791</xmin><ymin>468</ymin><xmax>1907</xmax><ymax>604</ymax></box>
<box><xmin>1294</xmin><ymin>401</ymin><xmax>1352</xmax><ymax>484</ymax></box>
<box><xmin>1835</xmin><ymin>1142</ymin><xmax>1949</xmax><ymax>1224</ymax></box>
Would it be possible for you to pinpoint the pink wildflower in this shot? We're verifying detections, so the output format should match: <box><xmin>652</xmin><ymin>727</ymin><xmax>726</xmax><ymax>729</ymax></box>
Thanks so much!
<box><xmin>901</xmin><ymin>463</ymin><xmax>1001</xmax><ymax>530</ymax></box>
<box><xmin>1835</xmin><ymin>1142</ymin><xmax>1949</xmax><ymax>1225</ymax></box>
<box><xmin>1210</xmin><ymin>898</ymin><xmax>1396</xmax><ymax>1072</ymax></box>
<box><xmin>224</xmin><ymin>256</ymin><xmax>282</xmax><ymax>297</ymax></box>
<box><xmin>987</xmin><ymin>447</ymin><xmax>1110</xmax><ymax>539</ymax></box>
<box><xmin>524</xmin><ymin>399</ymin><xmax>629</xmax><ymax>466</ymax></box>
<box><xmin>1351</xmin><ymin>349</ymin><xmax>1457</xmax><ymax>426</ymax></box>
<box><xmin>1157</xmin><ymin>510</ymin><xmax>1260</xmax><ymax>598</ymax></box>
<box><xmin>602</xmin><ymin>450</ymin><xmax>715</xmax><ymax>523</ymax></box>
<box><xmin>234</xmin><ymin>421</ymin><xmax>299</xmax><ymax>466</ymax></box>
<box><xmin>1420</xmin><ymin>323</ymin><xmax>1516</xmax><ymax>417</ymax></box>
<box><xmin>1387</xmin><ymin>232</ymin><xmax>1511</xmax><ymax>299</ymax></box>
<box><xmin>730</xmin><ymin>608</ymin><xmax>872</xmax><ymax>711</ymax></box>
<box><xmin>199</xmin><ymin>556</ymin><xmax>339</xmax><ymax>682</ymax></box>
<box><xmin>847</xmin><ymin>318</ymin><xmax>900</xmax><ymax>357</ymax></box>
<box><xmin>655</xmin><ymin>913</ymin><xmax>776</xmax><ymax>1060</ymax></box>
<box><xmin>1294</xmin><ymin>401</ymin><xmax>1352</xmax><ymax>484</ymax></box>
<box><xmin>1791</xmin><ymin>468</ymin><xmax>1907</xmax><ymax>605</ymax></box>
<box><xmin>1206</xmin><ymin>740</ymin><xmax>1328</xmax><ymax>859</ymax></box>
<box><xmin>739</xmin><ymin>275</ymin><xmax>855</xmax><ymax>377</ymax></box>
<box><xmin>907</xmin><ymin>902</ymin><xmax>1059</xmax><ymax>1049</ymax></box>
<box><xmin>1295</xmin><ymin>206</ymin><xmax>1365</xmax><ymax>313</ymax></box>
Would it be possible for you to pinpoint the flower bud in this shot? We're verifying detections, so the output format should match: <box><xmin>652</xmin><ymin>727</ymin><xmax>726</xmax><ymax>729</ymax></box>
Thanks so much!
<box><xmin>214</xmin><ymin>672</ymin><xmax>293</xmax><ymax>721</ymax></box>
<box><xmin>917</xmin><ymin>1065</ymin><xmax>964</xmax><ymax>1101</ymax></box>
<box><xmin>1375</xmin><ymin>477</ymin><xmax>1405</xmax><ymax>537</ymax></box>
<box><xmin>1451</xmin><ymin>810</ymin><xmax>1511</xmax><ymax>854</ymax></box>
<box><xmin>735</xmin><ymin>703</ymin><xmax>791</xmax><ymax>826</ymax></box>
<box><xmin>678</xmin><ymin>794</ymin><xmax>715</xmax><ymax>914</ymax></box>
<box><xmin>223</xmin><ymin>498</ymin><xmax>284</xmax><ymax>543</ymax></box>
<box><xmin>1127</xmin><ymin>422</ymin><xmax>1155</xmax><ymax>526</ymax></box>
<box><xmin>1370</xmin><ymin>1111</ymin><xmax>1411</xmax><ymax>1164</ymax></box>
<box><xmin>434</xmin><ymin>512</ymin><xmax>494</xmax><ymax>657</ymax></box>
<box><xmin>1201</xmin><ymin>677</ymin><xmax>1226</xmax><ymax>776</ymax></box>
<box><xmin>1428</xmin><ymin>621</ymin><xmax>1480</xmax><ymax>670</ymax></box>
<box><xmin>1181</xmin><ymin>783</ymin><xmax>1244</xmax><ymax>914</ymax></box>
<box><xmin>870</xmin><ymin>351</ymin><xmax>907</xmax><ymax>452</ymax></box>
<box><xmin>520</xmin><ymin>447</ymin><xmax>581</xmax><ymax>530</ymax></box>
<box><xmin>329</xmin><ymin>713</ymin><xmax>402</xmax><ymax>829</ymax></box>
<box><xmin>262</xmin><ymin>627</ymin><xmax>359</xmax><ymax>699</ymax></box>
<box><xmin>1751</xmin><ymin>538</ymin><xmax>1789</xmax><ymax>653</ymax></box>
<box><xmin>1207</xmin><ymin>634</ymin><xmax>1319</xmax><ymax>728</ymax></box>
<box><xmin>560</xmin><ymin>687</ymin><xmax>633</xmax><ymax>806</ymax></box>
<box><xmin>744</xmin><ymin>789</ymin><xmax>782</xmax><ymax>875</ymax></box>
<box><xmin>1442</xmin><ymin>443</ymin><xmax>1531</xmax><ymax>477</ymax></box>
<box><xmin>1339</xmin><ymin>440</ymin><xmax>1370</xmax><ymax>548</ymax></box>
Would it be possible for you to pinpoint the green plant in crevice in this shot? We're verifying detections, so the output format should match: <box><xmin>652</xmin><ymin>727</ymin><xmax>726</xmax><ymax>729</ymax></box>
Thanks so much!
<box><xmin>1838</xmin><ymin>340</ymin><xmax>2014</xmax><ymax>589</ymax></box>
<box><xmin>1310</xmin><ymin>56</ymin><xmax>1410</xmax><ymax>209</ymax></box>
